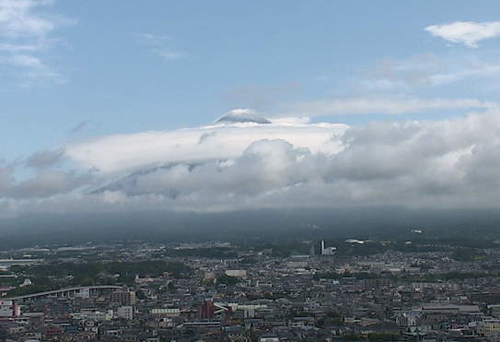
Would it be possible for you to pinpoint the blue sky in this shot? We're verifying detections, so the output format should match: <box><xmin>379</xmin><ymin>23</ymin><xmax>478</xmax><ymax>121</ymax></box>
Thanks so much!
<box><xmin>3</xmin><ymin>0</ymin><xmax>500</xmax><ymax>215</ymax></box>
<box><xmin>2</xmin><ymin>0</ymin><xmax>500</xmax><ymax>160</ymax></box>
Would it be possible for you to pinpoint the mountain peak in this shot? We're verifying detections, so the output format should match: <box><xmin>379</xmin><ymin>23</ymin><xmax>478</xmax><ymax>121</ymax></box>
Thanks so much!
<box><xmin>215</xmin><ymin>109</ymin><xmax>271</xmax><ymax>125</ymax></box>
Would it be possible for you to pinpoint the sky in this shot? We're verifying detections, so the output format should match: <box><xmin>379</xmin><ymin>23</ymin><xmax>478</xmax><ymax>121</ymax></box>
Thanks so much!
<box><xmin>2</xmin><ymin>0</ymin><xmax>500</xmax><ymax>218</ymax></box>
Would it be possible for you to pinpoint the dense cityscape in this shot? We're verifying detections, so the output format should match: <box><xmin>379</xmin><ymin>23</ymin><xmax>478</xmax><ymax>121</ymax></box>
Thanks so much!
<box><xmin>2</xmin><ymin>233</ymin><xmax>500</xmax><ymax>341</ymax></box>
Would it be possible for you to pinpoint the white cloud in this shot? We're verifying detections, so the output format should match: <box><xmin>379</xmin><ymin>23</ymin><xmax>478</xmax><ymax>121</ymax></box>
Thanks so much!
<box><xmin>355</xmin><ymin>53</ymin><xmax>500</xmax><ymax>92</ymax></box>
<box><xmin>0</xmin><ymin>42</ymin><xmax>39</xmax><ymax>51</ymax></box>
<box><xmin>134</xmin><ymin>33</ymin><xmax>171</xmax><ymax>46</ymax></box>
<box><xmin>135</xmin><ymin>32</ymin><xmax>188</xmax><ymax>61</ymax></box>
<box><xmin>357</xmin><ymin>54</ymin><xmax>444</xmax><ymax>90</ymax></box>
<box><xmin>0</xmin><ymin>0</ymin><xmax>55</xmax><ymax>38</ymax></box>
<box><xmin>0</xmin><ymin>0</ymin><xmax>74</xmax><ymax>85</ymax></box>
<box><xmin>73</xmin><ymin>109</ymin><xmax>500</xmax><ymax>211</ymax></box>
<box><xmin>4</xmin><ymin>108</ymin><xmax>500</xmax><ymax>214</ymax></box>
<box><xmin>1</xmin><ymin>53</ymin><xmax>65</xmax><ymax>85</ymax></box>
<box><xmin>7</xmin><ymin>53</ymin><xmax>42</xmax><ymax>67</ymax></box>
<box><xmin>431</xmin><ymin>63</ymin><xmax>500</xmax><ymax>86</ymax></box>
<box><xmin>65</xmin><ymin>116</ymin><xmax>347</xmax><ymax>173</ymax></box>
<box><xmin>425</xmin><ymin>21</ymin><xmax>500</xmax><ymax>48</ymax></box>
<box><xmin>156</xmin><ymin>49</ymin><xmax>188</xmax><ymax>61</ymax></box>
<box><xmin>283</xmin><ymin>96</ymin><xmax>497</xmax><ymax>117</ymax></box>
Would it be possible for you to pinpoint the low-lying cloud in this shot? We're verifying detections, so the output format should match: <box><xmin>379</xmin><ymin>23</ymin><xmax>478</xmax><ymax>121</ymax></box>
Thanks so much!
<box><xmin>2</xmin><ymin>109</ymin><xmax>500</xmax><ymax>215</ymax></box>
<box><xmin>0</xmin><ymin>169</ymin><xmax>90</xmax><ymax>200</ymax></box>
<box><xmin>65</xmin><ymin>115</ymin><xmax>347</xmax><ymax>173</ymax></box>
<box><xmin>26</xmin><ymin>149</ymin><xmax>64</xmax><ymax>169</ymax></box>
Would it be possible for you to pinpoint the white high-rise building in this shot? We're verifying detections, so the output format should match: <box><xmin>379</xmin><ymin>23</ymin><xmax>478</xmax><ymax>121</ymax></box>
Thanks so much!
<box><xmin>321</xmin><ymin>240</ymin><xmax>336</xmax><ymax>256</ymax></box>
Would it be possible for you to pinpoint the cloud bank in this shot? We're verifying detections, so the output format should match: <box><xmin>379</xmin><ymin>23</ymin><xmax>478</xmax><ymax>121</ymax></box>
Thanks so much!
<box><xmin>2</xmin><ymin>108</ymin><xmax>500</xmax><ymax>216</ymax></box>
<box><xmin>65</xmin><ymin>112</ymin><xmax>347</xmax><ymax>174</ymax></box>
